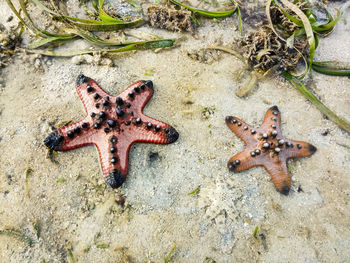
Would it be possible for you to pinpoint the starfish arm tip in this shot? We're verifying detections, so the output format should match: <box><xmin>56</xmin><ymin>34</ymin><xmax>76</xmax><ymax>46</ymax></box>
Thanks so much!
<box><xmin>44</xmin><ymin>132</ymin><xmax>64</xmax><ymax>151</ymax></box>
<box><xmin>144</xmin><ymin>80</ymin><xmax>154</xmax><ymax>90</ymax></box>
<box><xmin>308</xmin><ymin>144</ymin><xmax>317</xmax><ymax>154</ymax></box>
<box><xmin>270</xmin><ymin>105</ymin><xmax>280</xmax><ymax>112</ymax></box>
<box><xmin>227</xmin><ymin>160</ymin><xmax>238</xmax><ymax>172</ymax></box>
<box><xmin>76</xmin><ymin>74</ymin><xmax>92</xmax><ymax>85</ymax></box>
<box><xmin>105</xmin><ymin>169</ymin><xmax>126</xmax><ymax>189</ymax></box>
<box><xmin>225</xmin><ymin>116</ymin><xmax>234</xmax><ymax>124</ymax></box>
<box><xmin>280</xmin><ymin>185</ymin><xmax>290</xmax><ymax>195</ymax></box>
<box><xmin>165</xmin><ymin>127</ymin><xmax>179</xmax><ymax>143</ymax></box>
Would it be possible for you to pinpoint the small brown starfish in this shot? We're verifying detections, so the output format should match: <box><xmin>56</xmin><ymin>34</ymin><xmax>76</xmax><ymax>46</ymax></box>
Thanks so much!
<box><xmin>225</xmin><ymin>106</ymin><xmax>316</xmax><ymax>195</ymax></box>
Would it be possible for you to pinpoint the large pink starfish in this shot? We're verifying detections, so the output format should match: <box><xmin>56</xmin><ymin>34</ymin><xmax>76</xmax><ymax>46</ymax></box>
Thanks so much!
<box><xmin>225</xmin><ymin>106</ymin><xmax>317</xmax><ymax>195</ymax></box>
<box><xmin>44</xmin><ymin>75</ymin><xmax>179</xmax><ymax>188</ymax></box>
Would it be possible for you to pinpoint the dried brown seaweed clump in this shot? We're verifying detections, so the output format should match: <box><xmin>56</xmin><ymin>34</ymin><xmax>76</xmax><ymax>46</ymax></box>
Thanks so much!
<box><xmin>147</xmin><ymin>5</ymin><xmax>195</xmax><ymax>32</ymax></box>
<box><xmin>270</xmin><ymin>2</ymin><xmax>307</xmax><ymax>33</ymax></box>
<box><xmin>240</xmin><ymin>27</ymin><xmax>307</xmax><ymax>72</ymax></box>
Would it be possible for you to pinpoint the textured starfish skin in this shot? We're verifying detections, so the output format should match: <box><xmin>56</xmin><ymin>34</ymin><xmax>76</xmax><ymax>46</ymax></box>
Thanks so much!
<box><xmin>44</xmin><ymin>75</ymin><xmax>179</xmax><ymax>188</ymax></box>
<box><xmin>225</xmin><ymin>106</ymin><xmax>316</xmax><ymax>195</ymax></box>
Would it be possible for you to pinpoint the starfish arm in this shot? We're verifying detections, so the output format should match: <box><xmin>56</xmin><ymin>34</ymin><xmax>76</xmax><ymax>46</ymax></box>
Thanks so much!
<box><xmin>91</xmin><ymin>132</ymin><xmax>129</xmax><ymax>189</ymax></box>
<box><xmin>225</xmin><ymin>116</ymin><xmax>257</xmax><ymax>145</ymax></box>
<box><xmin>118</xmin><ymin>80</ymin><xmax>154</xmax><ymax>112</ymax></box>
<box><xmin>76</xmin><ymin>75</ymin><xmax>113</xmax><ymax>115</ymax></box>
<box><xmin>227</xmin><ymin>148</ymin><xmax>263</xmax><ymax>172</ymax></box>
<box><xmin>100</xmin><ymin>133</ymin><xmax>135</xmax><ymax>189</ymax></box>
<box><xmin>259</xmin><ymin>105</ymin><xmax>282</xmax><ymax>134</ymax></box>
<box><xmin>131</xmin><ymin>115</ymin><xmax>179</xmax><ymax>144</ymax></box>
<box><xmin>44</xmin><ymin>118</ymin><xmax>97</xmax><ymax>151</ymax></box>
<box><xmin>284</xmin><ymin>140</ymin><xmax>317</xmax><ymax>159</ymax></box>
<box><xmin>263</xmin><ymin>161</ymin><xmax>291</xmax><ymax>195</ymax></box>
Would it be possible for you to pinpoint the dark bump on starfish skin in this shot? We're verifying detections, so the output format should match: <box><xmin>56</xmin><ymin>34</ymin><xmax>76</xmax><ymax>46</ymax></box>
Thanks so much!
<box><xmin>134</xmin><ymin>86</ymin><xmax>141</xmax><ymax>93</ymax></box>
<box><xmin>110</xmin><ymin>136</ymin><xmax>117</xmax><ymax>144</ymax></box>
<box><xmin>76</xmin><ymin>74</ymin><xmax>91</xmax><ymax>85</ymax></box>
<box><xmin>128</xmin><ymin>91</ymin><xmax>135</xmax><ymax>98</ymax></box>
<box><xmin>95</xmin><ymin>103</ymin><xmax>100</xmax><ymax>109</ymax></box>
<box><xmin>145</xmin><ymin>80</ymin><xmax>154</xmax><ymax>90</ymax></box>
<box><xmin>99</xmin><ymin>111</ymin><xmax>106</xmax><ymax>119</ymax></box>
<box><xmin>126</xmin><ymin>103</ymin><xmax>131</xmax><ymax>108</ymax></box>
<box><xmin>297</xmin><ymin>144</ymin><xmax>302</xmax><ymax>149</ymax></box>
<box><xmin>155</xmin><ymin>125</ymin><xmax>161</xmax><ymax>132</ymax></box>
<box><xmin>107</xmin><ymin>119</ymin><xmax>116</xmax><ymax>128</ymax></box>
<box><xmin>111</xmin><ymin>157</ymin><xmax>118</xmax><ymax>164</ymax></box>
<box><xmin>227</xmin><ymin>162</ymin><xmax>236</xmax><ymax>171</ymax></box>
<box><xmin>271</xmin><ymin>130</ymin><xmax>278</xmax><ymax>137</ymax></box>
<box><xmin>116</xmin><ymin>108</ymin><xmax>124</xmax><ymax>117</ymax></box>
<box><xmin>165</xmin><ymin>127</ymin><xmax>179</xmax><ymax>143</ymax></box>
<box><xmin>244</xmin><ymin>126</ymin><xmax>248</xmax><ymax>130</ymax></box>
<box><xmin>44</xmin><ymin>132</ymin><xmax>64</xmax><ymax>151</ymax></box>
<box><xmin>235</xmin><ymin>160</ymin><xmax>240</xmax><ymax>165</ymax></box>
<box><xmin>308</xmin><ymin>144</ymin><xmax>317</xmax><ymax>154</ymax></box>
<box><xmin>67</xmin><ymin>131</ymin><xmax>74</xmax><ymax>138</ymax></box>
<box><xmin>74</xmin><ymin>127</ymin><xmax>81</xmax><ymax>134</ymax></box>
<box><xmin>102</xmin><ymin>100</ymin><xmax>110</xmax><ymax>107</ymax></box>
<box><xmin>147</xmin><ymin>122</ymin><xmax>153</xmax><ymax>129</ymax></box>
<box><xmin>140</xmin><ymin>83</ymin><xmax>146</xmax><ymax>90</ymax></box>
<box><xmin>251</xmin><ymin>129</ymin><xmax>256</xmax><ymax>134</ymax></box>
<box><xmin>262</xmin><ymin>133</ymin><xmax>268</xmax><ymax>139</ymax></box>
<box><xmin>280</xmin><ymin>184</ymin><xmax>290</xmax><ymax>195</ymax></box>
<box><xmin>272</xmin><ymin>117</ymin><xmax>277</xmax><ymax>121</ymax></box>
<box><xmin>90</xmin><ymin>112</ymin><xmax>96</xmax><ymax>118</ymax></box>
<box><xmin>94</xmin><ymin>123</ymin><xmax>101</xmax><ymax>129</ymax></box>
<box><xmin>110</xmin><ymin>147</ymin><xmax>116</xmax><ymax>153</ymax></box>
<box><xmin>251</xmin><ymin>151</ymin><xmax>256</xmax><ymax>157</ymax></box>
<box><xmin>255</xmin><ymin>149</ymin><xmax>261</xmax><ymax>155</ymax></box>
<box><xmin>104</xmin><ymin>127</ymin><xmax>110</xmax><ymax>133</ymax></box>
<box><xmin>225</xmin><ymin>116</ymin><xmax>233</xmax><ymax>123</ymax></box>
<box><xmin>116</xmin><ymin>97</ymin><xmax>124</xmax><ymax>106</ymax></box>
<box><xmin>135</xmin><ymin>117</ymin><xmax>142</xmax><ymax>125</ymax></box>
<box><xmin>125</xmin><ymin>120</ymin><xmax>131</xmax><ymax>126</ymax></box>
<box><xmin>106</xmin><ymin>170</ymin><xmax>125</xmax><ymax>188</ymax></box>
<box><xmin>94</xmin><ymin>93</ymin><xmax>101</xmax><ymax>100</ymax></box>
<box><xmin>237</xmin><ymin>122</ymin><xmax>242</xmax><ymax>126</ymax></box>
<box><xmin>270</xmin><ymin>105</ymin><xmax>279</xmax><ymax>112</ymax></box>
<box><xmin>87</xmin><ymin>85</ymin><xmax>94</xmax><ymax>93</ymax></box>
<box><xmin>271</xmin><ymin>124</ymin><xmax>276</xmax><ymax>129</ymax></box>
<box><xmin>263</xmin><ymin>142</ymin><xmax>270</xmax><ymax>148</ymax></box>
<box><xmin>82</xmin><ymin>122</ymin><xmax>88</xmax><ymax>129</ymax></box>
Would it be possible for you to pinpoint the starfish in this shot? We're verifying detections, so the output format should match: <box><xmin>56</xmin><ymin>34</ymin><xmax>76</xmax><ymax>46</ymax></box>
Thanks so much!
<box><xmin>44</xmin><ymin>74</ymin><xmax>179</xmax><ymax>188</ymax></box>
<box><xmin>225</xmin><ymin>106</ymin><xmax>316</xmax><ymax>195</ymax></box>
